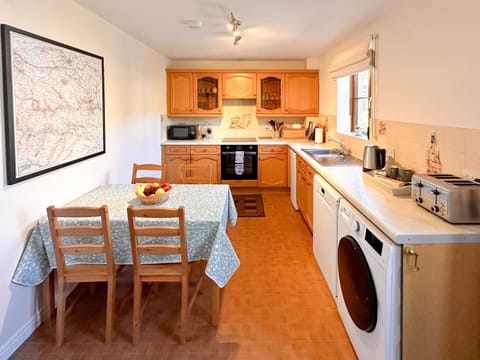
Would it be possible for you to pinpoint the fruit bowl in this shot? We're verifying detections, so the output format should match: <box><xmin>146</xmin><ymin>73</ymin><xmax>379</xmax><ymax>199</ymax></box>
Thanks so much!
<box><xmin>135</xmin><ymin>182</ymin><xmax>172</xmax><ymax>204</ymax></box>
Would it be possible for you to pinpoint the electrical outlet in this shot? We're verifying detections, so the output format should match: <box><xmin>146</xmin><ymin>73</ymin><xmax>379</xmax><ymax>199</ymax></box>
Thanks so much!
<box><xmin>386</xmin><ymin>147</ymin><xmax>395</xmax><ymax>159</ymax></box>
<box><xmin>264</xmin><ymin>125</ymin><xmax>273</xmax><ymax>131</ymax></box>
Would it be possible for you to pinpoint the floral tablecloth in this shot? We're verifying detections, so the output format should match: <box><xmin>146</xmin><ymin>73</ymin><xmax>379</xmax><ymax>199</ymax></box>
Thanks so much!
<box><xmin>12</xmin><ymin>184</ymin><xmax>239</xmax><ymax>288</ymax></box>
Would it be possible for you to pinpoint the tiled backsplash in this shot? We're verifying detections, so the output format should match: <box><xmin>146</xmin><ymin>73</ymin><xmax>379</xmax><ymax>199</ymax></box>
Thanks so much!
<box><xmin>165</xmin><ymin>108</ymin><xmax>480</xmax><ymax>178</ymax></box>
<box><xmin>323</xmin><ymin>116</ymin><xmax>480</xmax><ymax>178</ymax></box>
<box><xmin>165</xmin><ymin>101</ymin><xmax>305</xmax><ymax>139</ymax></box>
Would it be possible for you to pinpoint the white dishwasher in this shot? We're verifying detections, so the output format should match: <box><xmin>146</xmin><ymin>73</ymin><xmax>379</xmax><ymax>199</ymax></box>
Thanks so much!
<box><xmin>313</xmin><ymin>174</ymin><xmax>342</xmax><ymax>298</ymax></box>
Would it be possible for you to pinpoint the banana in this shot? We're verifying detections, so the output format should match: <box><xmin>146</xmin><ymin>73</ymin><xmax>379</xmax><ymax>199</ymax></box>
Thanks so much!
<box><xmin>135</xmin><ymin>184</ymin><xmax>146</xmax><ymax>197</ymax></box>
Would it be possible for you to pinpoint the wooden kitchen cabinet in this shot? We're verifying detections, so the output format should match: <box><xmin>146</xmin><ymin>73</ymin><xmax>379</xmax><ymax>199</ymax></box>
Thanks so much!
<box><xmin>256</xmin><ymin>73</ymin><xmax>285</xmax><ymax>114</ymax></box>
<box><xmin>256</xmin><ymin>71</ymin><xmax>319</xmax><ymax>116</ymax></box>
<box><xmin>163</xmin><ymin>145</ymin><xmax>220</xmax><ymax>183</ymax></box>
<box><xmin>296</xmin><ymin>156</ymin><xmax>315</xmax><ymax>231</ymax></box>
<box><xmin>167</xmin><ymin>69</ymin><xmax>318</xmax><ymax>116</ymax></box>
<box><xmin>402</xmin><ymin>243</ymin><xmax>480</xmax><ymax>360</ymax></box>
<box><xmin>163</xmin><ymin>145</ymin><xmax>190</xmax><ymax>183</ymax></box>
<box><xmin>304</xmin><ymin>165</ymin><xmax>315</xmax><ymax>230</ymax></box>
<box><xmin>222</xmin><ymin>72</ymin><xmax>256</xmax><ymax>99</ymax></box>
<box><xmin>296</xmin><ymin>157</ymin><xmax>306</xmax><ymax>216</ymax></box>
<box><xmin>167</xmin><ymin>72</ymin><xmax>194</xmax><ymax>115</ymax></box>
<box><xmin>190</xmin><ymin>145</ymin><xmax>220</xmax><ymax>184</ymax></box>
<box><xmin>258</xmin><ymin>145</ymin><xmax>288</xmax><ymax>187</ymax></box>
<box><xmin>285</xmin><ymin>71</ymin><xmax>319</xmax><ymax>116</ymax></box>
<box><xmin>167</xmin><ymin>71</ymin><xmax>222</xmax><ymax>116</ymax></box>
<box><xmin>194</xmin><ymin>72</ymin><xmax>222</xmax><ymax>115</ymax></box>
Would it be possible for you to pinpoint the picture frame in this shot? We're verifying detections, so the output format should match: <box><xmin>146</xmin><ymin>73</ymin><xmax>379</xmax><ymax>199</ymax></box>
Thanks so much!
<box><xmin>305</xmin><ymin>121</ymin><xmax>315</xmax><ymax>140</ymax></box>
<box><xmin>1</xmin><ymin>24</ymin><xmax>105</xmax><ymax>184</ymax></box>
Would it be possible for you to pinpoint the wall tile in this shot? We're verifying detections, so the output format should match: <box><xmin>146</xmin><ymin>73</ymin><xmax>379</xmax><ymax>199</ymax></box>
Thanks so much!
<box><xmin>322</xmin><ymin>117</ymin><xmax>480</xmax><ymax>176</ymax></box>
<box><xmin>465</xmin><ymin>129</ymin><xmax>480</xmax><ymax>178</ymax></box>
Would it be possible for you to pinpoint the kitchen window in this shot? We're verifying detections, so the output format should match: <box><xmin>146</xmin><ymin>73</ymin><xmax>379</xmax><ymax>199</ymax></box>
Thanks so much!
<box><xmin>336</xmin><ymin>69</ymin><xmax>370</xmax><ymax>137</ymax></box>
<box><xmin>330</xmin><ymin>34</ymin><xmax>377</xmax><ymax>140</ymax></box>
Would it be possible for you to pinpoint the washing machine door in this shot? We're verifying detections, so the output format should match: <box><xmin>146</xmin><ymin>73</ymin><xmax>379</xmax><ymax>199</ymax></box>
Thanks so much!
<box><xmin>338</xmin><ymin>235</ymin><xmax>377</xmax><ymax>332</ymax></box>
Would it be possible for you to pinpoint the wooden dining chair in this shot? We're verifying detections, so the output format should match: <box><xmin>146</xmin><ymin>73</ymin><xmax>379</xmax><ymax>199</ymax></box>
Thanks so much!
<box><xmin>178</xmin><ymin>162</ymin><xmax>212</xmax><ymax>184</ymax></box>
<box><xmin>46</xmin><ymin>205</ymin><xmax>116</xmax><ymax>346</ymax></box>
<box><xmin>131</xmin><ymin>163</ymin><xmax>166</xmax><ymax>184</ymax></box>
<box><xmin>127</xmin><ymin>205</ymin><xmax>204</xmax><ymax>344</ymax></box>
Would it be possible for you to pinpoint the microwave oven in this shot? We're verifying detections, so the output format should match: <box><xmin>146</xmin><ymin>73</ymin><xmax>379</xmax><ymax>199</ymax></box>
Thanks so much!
<box><xmin>167</xmin><ymin>125</ymin><xmax>197</xmax><ymax>140</ymax></box>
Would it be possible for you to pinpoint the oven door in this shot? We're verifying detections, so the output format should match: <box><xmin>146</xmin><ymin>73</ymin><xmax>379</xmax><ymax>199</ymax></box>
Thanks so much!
<box><xmin>221</xmin><ymin>145</ymin><xmax>258</xmax><ymax>180</ymax></box>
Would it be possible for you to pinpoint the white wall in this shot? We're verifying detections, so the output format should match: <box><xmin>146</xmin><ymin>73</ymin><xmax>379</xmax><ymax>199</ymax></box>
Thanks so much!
<box><xmin>0</xmin><ymin>0</ymin><xmax>167</xmax><ymax>357</ymax></box>
<box><xmin>314</xmin><ymin>0</ymin><xmax>480</xmax><ymax>130</ymax></box>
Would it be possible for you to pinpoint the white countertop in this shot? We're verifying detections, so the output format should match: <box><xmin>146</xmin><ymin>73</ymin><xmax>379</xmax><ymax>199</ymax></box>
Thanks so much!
<box><xmin>289</xmin><ymin>142</ymin><xmax>480</xmax><ymax>245</ymax></box>
<box><xmin>161</xmin><ymin>138</ymin><xmax>290</xmax><ymax>145</ymax></box>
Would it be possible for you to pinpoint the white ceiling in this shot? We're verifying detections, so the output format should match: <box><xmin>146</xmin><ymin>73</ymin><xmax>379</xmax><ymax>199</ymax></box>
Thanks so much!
<box><xmin>74</xmin><ymin>0</ymin><xmax>398</xmax><ymax>60</ymax></box>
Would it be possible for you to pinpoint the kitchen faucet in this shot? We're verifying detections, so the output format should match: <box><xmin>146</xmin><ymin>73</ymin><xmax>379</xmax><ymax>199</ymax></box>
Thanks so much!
<box><xmin>327</xmin><ymin>135</ymin><xmax>348</xmax><ymax>155</ymax></box>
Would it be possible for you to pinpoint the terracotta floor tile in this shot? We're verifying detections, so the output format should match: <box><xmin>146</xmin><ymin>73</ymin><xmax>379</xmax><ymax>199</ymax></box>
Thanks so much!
<box><xmin>11</xmin><ymin>189</ymin><xmax>356</xmax><ymax>360</ymax></box>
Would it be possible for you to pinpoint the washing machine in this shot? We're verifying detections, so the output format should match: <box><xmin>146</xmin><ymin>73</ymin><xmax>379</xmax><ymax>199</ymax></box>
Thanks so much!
<box><xmin>336</xmin><ymin>199</ymin><xmax>401</xmax><ymax>360</ymax></box>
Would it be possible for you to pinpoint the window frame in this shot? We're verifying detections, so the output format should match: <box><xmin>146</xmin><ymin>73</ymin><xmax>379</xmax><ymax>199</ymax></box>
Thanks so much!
<box><xmin>329</xmin><ymin>36</ymin><xmax>377</xmax><ymax>140</ymax></box>
<box><xmin>336</xmin><ymin>68</ymin><xmax>372</xmax><ymax>139</ymax></box>
<box><xmin>352</xmin><ymin>69</ymin><xmax>371</xmax><ymax>135</ymax></box>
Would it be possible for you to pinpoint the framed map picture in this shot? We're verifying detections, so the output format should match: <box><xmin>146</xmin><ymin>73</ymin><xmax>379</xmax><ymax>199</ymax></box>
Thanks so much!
<box><xmin>1</xmin><ymin>25</ymin><xmax>105</xmax><ymax>184</ymax></box>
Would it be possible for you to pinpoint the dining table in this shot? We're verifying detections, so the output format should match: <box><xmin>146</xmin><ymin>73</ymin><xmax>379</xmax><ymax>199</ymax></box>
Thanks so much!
<box><xmin>12</xmin><ymin>183</ymin><xmax>240</xmax><ymax>326</ymax></box>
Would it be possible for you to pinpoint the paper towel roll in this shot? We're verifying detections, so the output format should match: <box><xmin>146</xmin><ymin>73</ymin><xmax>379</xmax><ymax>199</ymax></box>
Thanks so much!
<box><xmin>314</xmin><ymin>128</ymin><xmax>323</xmax><ymax>143</ymax></box>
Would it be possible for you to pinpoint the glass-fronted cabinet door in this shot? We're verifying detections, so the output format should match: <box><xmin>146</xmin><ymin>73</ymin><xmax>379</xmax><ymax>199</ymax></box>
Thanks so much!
<box><xmin>256</xmin><ymin>73</ymin><xmax>285</xmax><ymax>114</ymax></box>
<box><xmin>194</xmin><ymin>73</ymin><xmax>222</xmax><ymax>114</ymax></box>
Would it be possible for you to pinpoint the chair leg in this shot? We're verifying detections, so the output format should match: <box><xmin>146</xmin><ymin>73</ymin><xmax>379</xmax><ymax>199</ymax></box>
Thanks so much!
<box><xmin>105</xmin><ymin>277</ymin><xmax>115</xmax><ymax>344</ymax></box>
<box><xmin>198</xmin><ymin>260</ymin><xmax>207</xmax><ymax>295</ymax></box>
<box><xmin>132</xmin><ymin>280</ymin><xmax>142</xmax><ymax>345</ymax></box>
<box><xmin>56</xmin><ymin>281</ymin><xmax>66</xmax><ymax>346</ymax></box>
<box><xmin>180</xmin><ymin>276</ymin><xmax>188</xmax><ymax>344</ymax></box>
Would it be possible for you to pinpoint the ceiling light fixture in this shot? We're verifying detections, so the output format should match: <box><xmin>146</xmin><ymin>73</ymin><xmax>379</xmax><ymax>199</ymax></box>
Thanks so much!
<box><xmin>228</xmin><ymin>12</ymin><xmax>242</xmax><ymax>46</ymax></box>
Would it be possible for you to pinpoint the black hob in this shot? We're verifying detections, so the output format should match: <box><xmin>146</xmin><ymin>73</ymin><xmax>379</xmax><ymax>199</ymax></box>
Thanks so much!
<box><xmin>222</xmin><ymin>137</ymin><xmax>257</xmax><ymax>143</ymax></box>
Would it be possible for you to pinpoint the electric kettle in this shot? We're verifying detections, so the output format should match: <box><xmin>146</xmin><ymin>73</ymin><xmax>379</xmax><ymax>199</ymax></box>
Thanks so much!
<box><xmin>362</xmin><ymin>144</ymin><xmax>386</xmax><ymax>171</ymax></box>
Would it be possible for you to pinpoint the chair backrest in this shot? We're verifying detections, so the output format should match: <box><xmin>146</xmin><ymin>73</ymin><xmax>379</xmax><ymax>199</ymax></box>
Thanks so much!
<box><xmin>127</xmin><ymin>206</ymin><xmax>188</xmax><ymax>274</ymax></box>
<box><xmin>46</xmin><ymin>205</ymin><xmax>116</xmax><ymax>280</ymax></box>
<box><xmin>178</xmin><ymin>163</ymin><xmax>212</xmax><ymax>184</ymax></box>
<box><xmin>131</xmin><ymin>163</ymin><xmax>166</xmax><ymax>184</ymax></box>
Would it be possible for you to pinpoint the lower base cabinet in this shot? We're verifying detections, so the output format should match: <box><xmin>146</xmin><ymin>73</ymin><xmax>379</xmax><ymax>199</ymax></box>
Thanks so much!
<box><xmin>163</xmin><ymin>145</ymin><xmax>220</xmax><ymax>184</ymax></box>
<box><xmin>402</xmin><ymin>243</ymin><xmax>480</xmax><ymax>360</ymax></box>
<box><xmin>296</xmin><ymin>155</ymin><xmax>315</xmax><ymax>231</ymax></box>
<box><xmin>258</xmin><ymin>145</ymin><xmax>288</xmax><ymax>187</ymax></box>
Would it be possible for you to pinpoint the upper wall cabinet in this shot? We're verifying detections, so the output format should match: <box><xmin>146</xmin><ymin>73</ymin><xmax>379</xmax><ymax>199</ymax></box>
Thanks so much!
<box><xmin>256</xmin><ymin>71</ymin><xmax>319</xmax><ymax>116</ymax></box>
<box><xmin>167</xmin><ymin>72</ymin><xmax>194</xmax><ymax>115</ymax></box>
<box><xmin>194</xmin><ymin>73</ymin><xmax>222</xmax><ymax>114</ymax></box>
<box><xmin>167</xmin><ymin>71</ymin><xmax>222</xmax><ymax>116</ymax></box>
<box><xmin>222</xmin><ymin>72</ymin><xmax>256</xmax><ymax>99</ymax></box>
<box><xmin>256</xmin><ymin>73</ymin><xmax>285</xmax><ymax>114</ymax></box>
<box><xmin>285</xmin><ymin>72</ymin><xmax>319</xmax><ymax>116</ymax></box>
<box><xmin>167</xmin><ymin>69</ymin><xmax>318</xmax><ymax>117</ymax></box>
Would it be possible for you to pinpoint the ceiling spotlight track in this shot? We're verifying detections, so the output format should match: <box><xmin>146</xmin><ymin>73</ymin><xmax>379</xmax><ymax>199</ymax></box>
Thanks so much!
<box><xmin>228</xmin><ymin>12</ymin><xmax>242</xmax><ymax>46</ymax></box>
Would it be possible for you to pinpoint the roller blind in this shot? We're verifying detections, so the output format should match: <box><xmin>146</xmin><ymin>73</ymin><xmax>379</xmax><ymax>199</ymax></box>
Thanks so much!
<box><xmin>328</xmin><ymin>55</ymin><xmax>370</xmax><ymax>79</ymax></box>
<box><xmin>328</xmin><ymin>34</ymin><xmax>377</xmax><ymax>79</ymax></box>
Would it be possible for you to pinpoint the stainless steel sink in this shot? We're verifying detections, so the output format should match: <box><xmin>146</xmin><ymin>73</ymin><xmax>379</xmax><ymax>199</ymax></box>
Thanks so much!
<box><xmin>302</xmin><ymin>148</ymin><xmax>340</xmax><ymax>156</ymax></box>
<box><xmin>302</xmin><ymin>148</ymin><xmax>362</xmax><ymax>167</ymax></box>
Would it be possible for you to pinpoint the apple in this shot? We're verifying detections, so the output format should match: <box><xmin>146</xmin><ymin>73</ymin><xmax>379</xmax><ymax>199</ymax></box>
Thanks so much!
<box><xmin>161</xmin><ymin>182</ymin><xmax>171</xmax><ymax>192</ymax></box>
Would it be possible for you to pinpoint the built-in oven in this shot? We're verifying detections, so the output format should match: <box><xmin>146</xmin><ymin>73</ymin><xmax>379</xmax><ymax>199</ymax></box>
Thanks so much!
<box><xmin>221</xmin><ymin>144</ymin><xmax>258</xmax><ymax>180</ymax></box>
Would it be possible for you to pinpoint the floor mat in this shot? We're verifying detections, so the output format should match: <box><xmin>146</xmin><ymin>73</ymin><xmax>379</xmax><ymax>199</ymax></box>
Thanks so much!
<box><xmin>233</xmin><ymin>194</ymin><xmax>265</xmax><ymax>217</ymax></box>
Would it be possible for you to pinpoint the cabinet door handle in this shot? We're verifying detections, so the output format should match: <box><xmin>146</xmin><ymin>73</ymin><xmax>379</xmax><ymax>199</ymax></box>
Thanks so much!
<box><xmin>405</xmin><ymin>246</ymin><xmax>420</xmax><ymax>271</ymax></box>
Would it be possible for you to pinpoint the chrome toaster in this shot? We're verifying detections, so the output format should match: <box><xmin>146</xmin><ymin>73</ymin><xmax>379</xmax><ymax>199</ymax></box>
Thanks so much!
<box><xmin>411</xmin><ymin>174</ymin><xmax>480</xmax><ymax>223</ymax></box>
